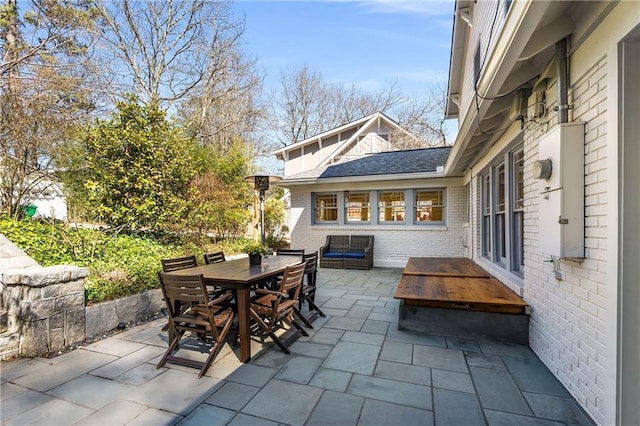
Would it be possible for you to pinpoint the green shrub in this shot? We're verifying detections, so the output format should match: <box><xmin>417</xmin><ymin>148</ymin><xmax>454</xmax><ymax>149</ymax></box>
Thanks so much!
<box><xmin>0</xmin><ymin>216</ymin><xmax>243</xmax><ymax>304</ymax></box>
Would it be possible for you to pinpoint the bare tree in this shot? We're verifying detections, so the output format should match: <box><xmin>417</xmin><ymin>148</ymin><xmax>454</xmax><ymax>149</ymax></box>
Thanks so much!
<box><xmin>273</xmin><ymin>65</ymin><xmax>449</xmax><ymax>149</ymax></box>
<box><xmin>178</xmin><ymin>46</ymin><xmax>265</xmax><ymax>154</ymax></box>
<box><xmin>0</xmin><ymin>0</ymin><xmax>98</xmax><ymax>216</ymax></box>
<box><xmin>96</xmin><ymin>0</ymin><xmax>266</xmax><ymax>156</ymax></box>
<box><xmin>96</xmin><ymin>0</ymin><xmax>245</xmax><ymax>104</ymax></box>
<box><xmin>274</xmin><ymin>65</ymin><xmax>405</xmax><ymax>147</ymax></box>
<box><xmin>393</xmin><ymin>80</ymin><xmax>449</xmax><ymax>147</ymax></box>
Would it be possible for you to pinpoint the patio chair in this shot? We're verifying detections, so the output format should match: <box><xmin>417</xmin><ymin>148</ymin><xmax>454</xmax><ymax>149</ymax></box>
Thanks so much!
<box><xmin>249</xmin><ymin>262</ymin><xmax>309</xmax><ymax>353</ymax></box>
<box><xmin>266</xmin><ymin>248</ymin><xmax>305</xmax><ymax>290</ymax></box>
<box><xmin>160</xmin><ymin>255</ymin><xmax>199</xmax><ymax>331</ymax></box>
<box><xmin>161</xmin><ymin>255</ymin><xmax>197</xmax><ymax>272</ymax></box>
<box><xmin>157</xmin><ymin>272</ymin><xmax>235</xmax><ymax>378</ymax></box>
<box><xmin>203</xmin><ymin>251</ymin><xmax>226</xmax><ymax>264</ymax></box>
<box><xmin>298</xmin><ymin>251</ymin><xmax>325</xmax><ymax>322</ymax></box>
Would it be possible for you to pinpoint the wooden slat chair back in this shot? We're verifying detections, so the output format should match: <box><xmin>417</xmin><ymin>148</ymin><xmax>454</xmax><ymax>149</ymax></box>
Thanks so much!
<box><xmin>298</xmin><ymin>251</ymin><xmax>325</xmax><ymax>322</ymax></box>
<box><xmin>276</xmin><ymin>248</ymin><xmax>305</xmax><ymax>259</ymax></box>
<box><xmin>203</xmin><ymin>251</ymin><xmax>226</xmax><ymax>265</ymax></box>
<box><xmin>160</xmin><ymin>255</ymin><xmax>199</xmax><ymax>331</ymax></box>
<box><xmin>201</xmin><ymin>251</ymin><xmax>233</xmax><ymax>302</ymax></box>
<box><xmin>161</xmin><ymin>255</ymin><xmax>198</xmax><ymax>272</ymax></box>
<box><xmin>249</xmin><ymin>261</ymin><xmax>309</xmax><ymax>353</ymax></box>
<box><xmin>157</xmin><ymin>272</ymin><xmax>234</xmax><ymax>378</ymax></box>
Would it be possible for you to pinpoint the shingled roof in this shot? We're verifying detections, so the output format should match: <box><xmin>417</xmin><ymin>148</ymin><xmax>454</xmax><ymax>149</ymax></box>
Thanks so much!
<box><xmin>280</xmin><ymin>146</ymin><xmax>452</xmax><ymax>183</ymax></box>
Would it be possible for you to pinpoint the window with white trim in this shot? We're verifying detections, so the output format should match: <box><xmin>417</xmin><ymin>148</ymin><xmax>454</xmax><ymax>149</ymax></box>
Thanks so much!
<box><xmin>511</xmin><ymin>149</ymin><xmax>525</xmax><ymax>274</ymax></box>
<box><xmin>480</xmin><ymin>145</ymin><xmax>524</xmax><ymax>277</ymax></box>
<box><xmin>415</xmin><ymin>189</ymin><xmax>445</xmax><ymax>224</ymax></box>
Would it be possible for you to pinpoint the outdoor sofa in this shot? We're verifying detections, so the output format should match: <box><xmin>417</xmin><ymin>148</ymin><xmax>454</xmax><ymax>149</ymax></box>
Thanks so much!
<box><xmin>319</xmin><ymin>235</ymin><xmax>374</xmax><ymax>270</ymax></box>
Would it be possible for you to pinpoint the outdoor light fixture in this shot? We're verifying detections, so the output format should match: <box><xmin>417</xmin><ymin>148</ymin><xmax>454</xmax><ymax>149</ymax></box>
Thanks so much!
<box><xmin>243</xmin><ymin>174</ymin><xmax>283</xmax><ymax>245</ymax></box>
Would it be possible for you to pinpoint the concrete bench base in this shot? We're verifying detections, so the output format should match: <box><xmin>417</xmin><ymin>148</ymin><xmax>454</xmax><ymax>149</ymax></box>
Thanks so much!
<box><xmin>398</xmin><ymin>304</ymin><xmax>529</xmax><ymax>345</ymax></box>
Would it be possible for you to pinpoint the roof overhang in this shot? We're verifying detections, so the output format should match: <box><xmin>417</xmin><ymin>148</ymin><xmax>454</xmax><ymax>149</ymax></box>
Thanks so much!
<box><xmin>445</xmin><ymin>0</ymin><xmax>472</xmax><ymax>119</ymax></box>
<box><xmin>445</xmin><ymin>1</ymin><xmax>616</xmax><ymax>176</ymax></box>
<box><xmin>272</xmin><ymin>112</ymin><xmax>401</xmax><ymax>161</ymax></box>
<box><xmin>277</xmin><ymin>171</ymin><xmax>448</xmax><ymax>187</ymax></box>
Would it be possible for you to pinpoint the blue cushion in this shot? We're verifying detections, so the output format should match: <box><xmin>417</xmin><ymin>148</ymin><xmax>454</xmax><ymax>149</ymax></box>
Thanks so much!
<box><xmin>323</xmin><ymin>252</ymin><xmax>345</xmax><ymax>258</ymax></box>
<box><xmin>342</xmin><ymin>252</ymin><xmax>365</xmax><ymax>259</ymax></box>
<box><xmin>323</xmin><ymin>252</ymin><xmax>365</xmax><ymax>259</ymax></box>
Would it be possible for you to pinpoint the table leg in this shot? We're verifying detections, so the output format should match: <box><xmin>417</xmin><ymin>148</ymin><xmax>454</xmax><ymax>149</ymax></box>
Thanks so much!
<box><xmin>237</xmin><ymin>288</ymin><xmax>251</xmax><ymax>362</ymax></box>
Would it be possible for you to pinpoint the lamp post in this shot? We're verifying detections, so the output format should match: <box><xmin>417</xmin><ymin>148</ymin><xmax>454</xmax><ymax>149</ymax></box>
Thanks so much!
<box><xmin>243</xmin><ymin>174</ymin><xmax>282</xmax><ymax>246</ymax></box>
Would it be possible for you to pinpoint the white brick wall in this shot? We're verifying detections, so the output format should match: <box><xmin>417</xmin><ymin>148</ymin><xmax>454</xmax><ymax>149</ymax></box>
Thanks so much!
<box><xmin>288</xmin><ymin>185</ymin><xmax>468</xmax><ymax>268</ymax></box>
<box><xmin>523</xmin><ymin>56</ymin><xmax>609</xmax><ymax>423</ymax></box>
<box><xmin>462</xmin><ymin>56</ymin><xmax>610</xmax><ymax>425</ymax></box>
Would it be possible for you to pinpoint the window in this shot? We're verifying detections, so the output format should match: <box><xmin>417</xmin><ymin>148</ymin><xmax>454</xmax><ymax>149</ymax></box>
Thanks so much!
<box><xmin>482</xmin><ymin>173</ymin><xmax>492</xmax><ymax>257</ymax></box>
<box><xmin>345</xmin><ymin>192</ymin><xmax>370</xmax><ymax>222</ymax></box>
<box><xmin>379</xmin><ymin>191</ymin><xmax>405</xmax><ymax>223</ymax></box>
<box><xmin>495</xmin><ymin>162</ymin><xmax>506</xmax><ymax>265</ymax></box>
<box><xmin>474</xmin><ymin>42</ymin><xmax>482</xmax><ymax>85</ymax></box>
<box><xmin>314</xmin><ymin>193</ymin><xmax>337</xmax><ymax>222</ymax></box>
<box><xmin>511</xmin><ymin>149</ymin><xmax>525</xmax><ymax>275</ymax></box>
<box><xmin>480</xmin><ymin>145</ymin><xmax>524</xmax><ymax>277</ymax></box>
<box><xmin>504</xmin><ymin>0</ymin><xmax>512</xmax><ymax>15</ymax></box>
<box><xmin>415</xmin><ymin>190</ymin><xmax>444</xmax><ymax>224</ymax></box>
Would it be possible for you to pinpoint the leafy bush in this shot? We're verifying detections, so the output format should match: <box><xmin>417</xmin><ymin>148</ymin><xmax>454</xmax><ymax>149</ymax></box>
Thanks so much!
<box><xmin>0</xmin><ymin>216</ymin><xmax>241</xmax><ymax>304</ymax></box>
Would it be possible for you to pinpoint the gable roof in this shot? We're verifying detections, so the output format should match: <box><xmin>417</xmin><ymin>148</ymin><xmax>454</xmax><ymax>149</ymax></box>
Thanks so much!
<box><xmin>278</xmin><ymin>146</ymin><xmax>453</xmax><ymax>185</ymax></box>
<box><xmin>273</xmin><ymin>111</ymin><xmax>420</xmax><ymax>166</ymax></box>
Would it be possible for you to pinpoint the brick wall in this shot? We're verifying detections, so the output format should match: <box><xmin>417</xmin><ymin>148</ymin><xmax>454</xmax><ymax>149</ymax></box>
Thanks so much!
<box><xmin>523</xmin><ymin>57</ymin><xmax>609</xmax><ymax>423</ymax></box>
<box><xmin>288</xmin><ymin>185</ymin><xmax>468</xmax><ymax>267</ymax></box>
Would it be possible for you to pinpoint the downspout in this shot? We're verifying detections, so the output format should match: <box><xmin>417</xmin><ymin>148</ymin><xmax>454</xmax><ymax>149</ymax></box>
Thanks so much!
<box><xmin>556</xmin><ymin>38</ymin><xmax>569</xmax><ymax>124</ymax></box>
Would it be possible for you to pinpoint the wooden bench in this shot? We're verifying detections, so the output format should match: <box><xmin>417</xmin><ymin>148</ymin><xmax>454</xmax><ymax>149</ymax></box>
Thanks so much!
<box><xmin>394</xmin><ymin>257</ymin><xmax>530</xmax><ymax>344</ymax></box>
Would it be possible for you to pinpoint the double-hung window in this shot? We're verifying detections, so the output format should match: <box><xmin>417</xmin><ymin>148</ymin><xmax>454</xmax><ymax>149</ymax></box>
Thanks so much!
<box><xmin>345</xmin><ymin>192</ymin><xmax>370</xmax><ymax>223</ymax></box>
<box><xmin>480</xmin><ymin>145</ymin><xmax>525</xmax><ymax>277</ymax></box>
<box><xmin>314</xmin><ymin>193</ymin><xmax>338</xmax><ymax>223</ymax></box>
<box><xmin>511</xmin><ymin>149</ymin><xmax>525</xmax><ymax>274</ymax></box>
<box><xmin>415</xmin><ymin>189</ymin><xmax>445</xmax><ymax>224</ymax></box>
<box><xmin>378</xmin><ymin>191</ymin><xmax>405</xmax><ymax>223</ymax></box>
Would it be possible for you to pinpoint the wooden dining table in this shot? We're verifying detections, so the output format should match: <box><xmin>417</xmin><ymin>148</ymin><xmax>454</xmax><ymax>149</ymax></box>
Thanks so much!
<box><xmin>166</xmin><ymin>255</ymin><xmax>303</xmax><ymax>362</ymax></box>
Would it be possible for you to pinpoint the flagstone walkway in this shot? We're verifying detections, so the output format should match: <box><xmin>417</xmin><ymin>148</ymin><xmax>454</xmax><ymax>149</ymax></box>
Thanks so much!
<box><xmin>1</xmin><ymin>267</ymin><xmax>595</xmax><ymax>425</ymax></box>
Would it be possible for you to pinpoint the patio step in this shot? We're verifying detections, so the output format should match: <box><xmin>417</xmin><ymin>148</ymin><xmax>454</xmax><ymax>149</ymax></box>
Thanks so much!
<box><xmin>394</xmin><ymin>257</ymin><xmax>530</xmax><ymax>344</ymax></box>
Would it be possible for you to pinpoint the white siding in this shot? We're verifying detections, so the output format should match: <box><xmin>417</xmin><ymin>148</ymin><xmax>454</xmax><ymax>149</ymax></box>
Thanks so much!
<box><xmin>459</xmin><ymin>1</ymin><xmax>509</xmax><ymax>120</ymax></box>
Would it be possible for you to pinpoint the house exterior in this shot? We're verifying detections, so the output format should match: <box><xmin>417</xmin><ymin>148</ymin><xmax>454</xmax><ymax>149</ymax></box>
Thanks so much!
<box><xmin>275</xmin><ymin>112</ymin><xmax>466</xmax><ymax>268</ymax></box>
<box><xmin>445</xmin><ymin>1</ymin><xmax>639</xmax><ymax>425</ymax></box>
<box><xmin>28</xmin><ymin>180</ymin><xmax>68</xmax><ymax>220</ymax></box>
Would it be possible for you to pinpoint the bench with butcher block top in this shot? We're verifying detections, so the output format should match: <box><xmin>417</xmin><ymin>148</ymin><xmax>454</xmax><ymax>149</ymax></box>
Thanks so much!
<box><xmin>394</xmin><ymin>257</ymin><xmax>530</xmax><ymax>344</ymax></box>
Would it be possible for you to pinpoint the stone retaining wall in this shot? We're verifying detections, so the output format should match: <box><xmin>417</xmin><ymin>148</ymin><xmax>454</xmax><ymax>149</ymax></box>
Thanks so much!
<box><xmin>0</xmin><ymin>235</ymin><xmax>165</xmax><ymax>359</ymax></box>
<box><xmin>1</xmin><ymin>265</ymin><xmax>89</xmax><ymax>357</ymax></box>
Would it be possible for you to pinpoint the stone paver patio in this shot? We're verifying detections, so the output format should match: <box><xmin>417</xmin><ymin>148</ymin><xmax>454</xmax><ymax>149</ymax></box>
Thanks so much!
<box><xmin>1</xmin><ymin>267</ymin><xmax>595</xmax><ymax>425</ymax></box>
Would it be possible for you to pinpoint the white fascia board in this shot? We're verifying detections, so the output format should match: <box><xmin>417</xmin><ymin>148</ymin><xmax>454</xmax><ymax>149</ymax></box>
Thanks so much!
<box><xmin>271</xmin><ymin>113</ymin><xmax>377</xmax><ymax>157</ymax></box>
<box><xmin>278</xmin><ymin>171</ymin><xmax>449</xmax><ymax>187</ymax></box>
<box><xmin>317</xmin><ymin>115</ymin><xmax>379</xmax><ymax>167</ymax></box>
<box><xmin>446</xmin><ymin>2</ymin><xmax>469</xmax><ymax>118</ymax></box>
<box><xmin>445</xmin><ymin>0</ymin><xmax>551</xmax><ymax>176</ymax></box>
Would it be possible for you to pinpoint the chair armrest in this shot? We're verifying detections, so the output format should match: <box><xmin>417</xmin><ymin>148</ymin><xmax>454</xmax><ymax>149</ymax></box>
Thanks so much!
<box><xmin>254</xmin><ymin>288</ymin><xmax>285</xmax><ymax>297</ymax></box>
<box><xmin>209</xmin><ymin>292</ymin><xmax>233</xmax><ymax>306</ymax></box>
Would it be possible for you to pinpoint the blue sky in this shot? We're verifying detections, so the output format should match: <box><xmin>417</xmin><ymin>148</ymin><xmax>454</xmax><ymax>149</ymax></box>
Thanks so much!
<box><xmin>231</xmin><ymin>0</ymin><xmax>455</xmax><ymax>100</ymax></box>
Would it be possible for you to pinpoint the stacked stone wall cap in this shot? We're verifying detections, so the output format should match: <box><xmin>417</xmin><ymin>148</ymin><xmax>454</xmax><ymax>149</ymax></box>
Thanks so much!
<box><xmin>1</xmin><ymin>265</ymin><xmax>90</xmax><ymax>286</ymax></box>
<box><xmin>0</xmin><ymin>234</ymin><xmax>39</xmax><ymax>269</ymax></box>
